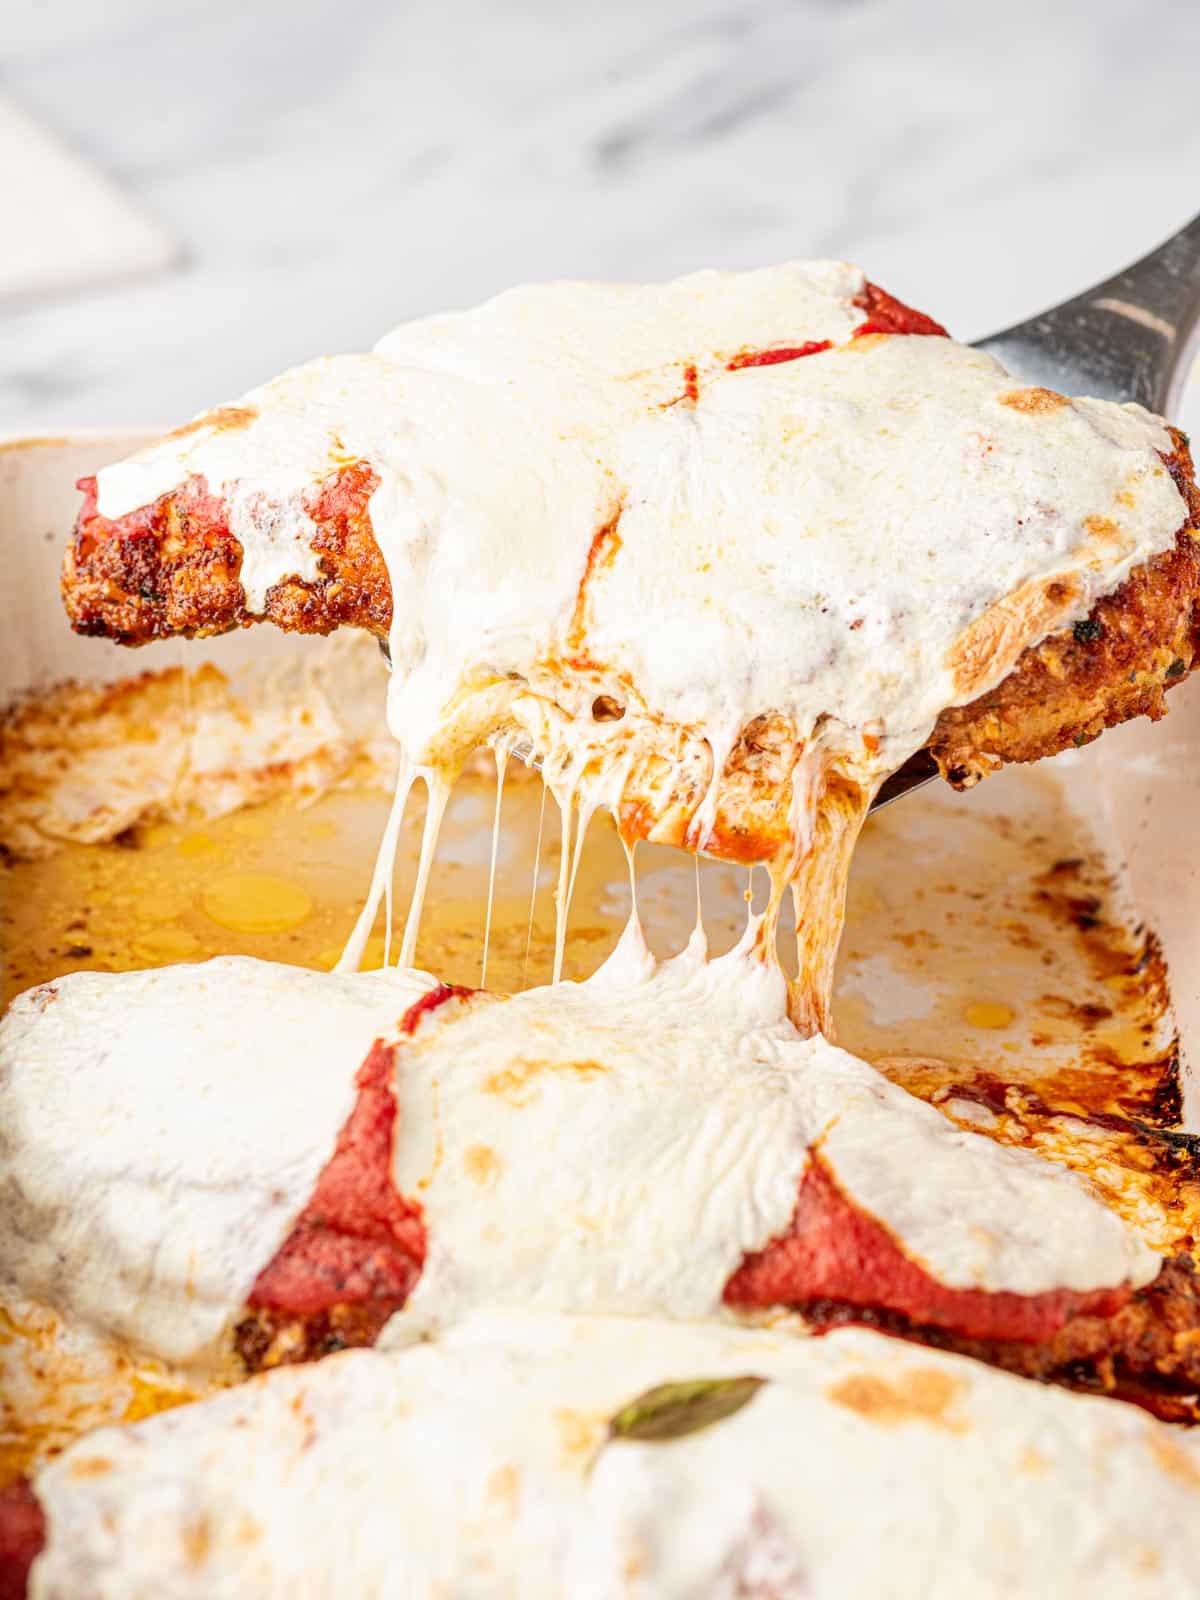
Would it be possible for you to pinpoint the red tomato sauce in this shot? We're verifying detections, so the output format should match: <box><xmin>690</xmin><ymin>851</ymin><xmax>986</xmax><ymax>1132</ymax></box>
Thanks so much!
<box><xmin>723</xmin><ymin>1156</ymin><xmax>1131</xmax><ymax>1343</ymax></box>
<box><xmin>74</xmin><ymin>473</ymin><xmax>232</xmax><ymax>565</ymax></box>
<box><xmin>247</xmin><ymin>985</ymin><xmax>472</xmax><ymax>1319</ymax></box>
<box><xmin>400</xmin><ymin>982</ymin><xmax>474</xmax><ymax>1035</ymax></box>
<box><xmin>0</xmin><ymin>1480</ymin><xmax>43</xmax><ymax>1600</ymax></box>
<box><xmin>852</xmin><ymin>280</ymin><xmax>949</xmax><ymax>338</ymax></box>
<box><xmin>726</xmin><ymin>340</ymin><xmax>832</xmax><ymax>370</ymax></box>
<box><xmin>246</xmin><ymin>1038</ymin><xmax>426</xmax><ymax>1318</ymax></box>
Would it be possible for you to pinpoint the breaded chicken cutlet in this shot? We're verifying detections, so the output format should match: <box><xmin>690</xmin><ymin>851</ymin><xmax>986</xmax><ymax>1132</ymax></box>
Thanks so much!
<box><xmin>60</xmin><ymin>266</ymin><xmax>1200</xmax><ymax>803</ymax></box>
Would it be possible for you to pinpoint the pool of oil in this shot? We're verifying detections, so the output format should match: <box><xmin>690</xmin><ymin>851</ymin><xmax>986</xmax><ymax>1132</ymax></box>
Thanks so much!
<box><xmin>1</xmin><ymin>752</ymin><xmax>1173</xmax><ymax>1101</ymax></box>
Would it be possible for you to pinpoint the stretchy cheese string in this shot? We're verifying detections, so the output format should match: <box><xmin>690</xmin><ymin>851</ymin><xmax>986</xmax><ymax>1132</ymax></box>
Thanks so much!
<box><xmin>400</xmin><ymin>771</ymin><xmax>453</xmax><ymax>970</ymax></box>
<box><xmin>562</xmin><ymin>796</ymin><xmax>598</xmax><ymax>974</ymax></box>
<box><xmin>785</xmin><ymin>772</ymin><xmax>875</xmax><ymax>1037</ymax></box>
<box><xmin>551</xmin><ymin>788</ymin><xmax>577</xmax><ymax>986</ymax></box>
<box><xmin>337</xmin><ymin>754</ymin><xmax>415</xmax><ymax>973</ymax></box>
<box><xmin>521</xmin><ymin>781</ymin><xmax>548</xmax><ymax>991</ymax></box>
<box><xmin>626</xmin><ymin>837</ymin><xmax>639</xmax><ymax>924</ymax></box>
<box><xmin>337</xmin><ymin>715</ymin><xmax>872</xmax><ymax>1032</ymax></box>
<box><xmin>480</xmin><ymin>747</ymin><xmax>507</xmax><ymax>991</ymax></box>
<box><xmin>84</xmin><ymin>267</ymin><xmax>1190</xmax><ymax>1031</ymax></box>
<box><xmin>383</xmin><ymin>849</ymin><xmax>394</xmax><ymax>969</ymax></box>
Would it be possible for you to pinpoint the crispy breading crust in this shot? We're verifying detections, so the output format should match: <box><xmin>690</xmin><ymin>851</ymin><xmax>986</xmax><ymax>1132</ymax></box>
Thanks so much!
<box><xmin>927</xmin><ymin>432</ymin><xmax>1200</xmax><ymax>787</ymax></box>
<box><xmin>62</xmin><ymin>426</ymin><xmax>1200</xmax><ymax>789</ymax></box>
<box><xmin>232</xmin><ymin>1301</ymin><xmax>395</xmax><ymax>1373</ymax></box>
<box><xmin>800</xmin><ymin>1254</ymin><xmax>1200</xmax><ymax>1425</ymax></box>
<box><xmin>230</xmin><ymin>1249</ymin><xmax>1200</xmax><ymax>1417</ymax></box>
<box><xmin>63</xmin><ymin>459</ymin><xmax>392</xmax><ymax>645</ymax></box>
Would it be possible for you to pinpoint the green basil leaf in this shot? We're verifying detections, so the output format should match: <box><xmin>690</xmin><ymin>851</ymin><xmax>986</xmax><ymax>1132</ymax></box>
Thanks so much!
<box><xmin>608</xmin><ymin>1375</ymin><xmax>765</xmax><ymax>1443</ymax></box>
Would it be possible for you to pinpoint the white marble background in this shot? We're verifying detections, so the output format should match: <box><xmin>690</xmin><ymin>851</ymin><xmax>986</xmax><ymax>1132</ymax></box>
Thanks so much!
<box><xmin>2</xmin><ymin>0</ymin><xmax>1198</xmax><ymax>431</ymax></box>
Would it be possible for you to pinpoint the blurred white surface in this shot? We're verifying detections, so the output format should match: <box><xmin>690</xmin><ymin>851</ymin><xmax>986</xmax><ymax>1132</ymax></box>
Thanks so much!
<box><xmin>2</xmin><ymin>0</ymin><xmax>1199</xmax><ymax>431</ymax></box>
<box><xmin>0</xmin><ymin>98</ymin><xmax>174</xmax><ymax>305</ymax></box>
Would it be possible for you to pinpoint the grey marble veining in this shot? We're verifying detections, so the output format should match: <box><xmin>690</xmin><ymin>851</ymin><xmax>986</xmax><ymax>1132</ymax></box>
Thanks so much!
<box><xmin>3</xmin><ymin>0</ymin><xmax>1199</xmax><ymax>431</ymax></box>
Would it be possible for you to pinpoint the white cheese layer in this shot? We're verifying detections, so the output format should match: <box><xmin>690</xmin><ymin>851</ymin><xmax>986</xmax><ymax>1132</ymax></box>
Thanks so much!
<box><xmin>93</xmin><ymin>262</ymin><xmax>1184</xmax><ymax>797</ymax></box>
<box><xmin>0</xmin><ymin>957</ymin><xmax>434</xmax><ymax>1366</ymax></box>
<box><xmin>32</xmin><ymin>1310</ymin><xmax>1200</xmax><ymax>1600</ymax></box>
<box><xmin>389</xmin><ymin>936</ymin><xmax>808</xmax><ymax>1331</ymax></box>
<box><xmin>388</xmin><ymin>931</ymin><xmax>1156</xmax><ymax>1331</ymax></box>
<box><xmin>0</xmin><ymin>942</ymin><xmax>1155</xmax><ymax>1370</ymax></box>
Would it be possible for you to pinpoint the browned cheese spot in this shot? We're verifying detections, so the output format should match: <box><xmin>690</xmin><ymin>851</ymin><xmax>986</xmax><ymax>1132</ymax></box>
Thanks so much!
<box><xmin>68</xmin><ymin>1455</ymin><xmax>113</xmax><ymax>1480</ymax></box>
<box><xmin>482</xmin><ymin>1057</ymin><xmax>609</xmax><ymax>1105</ymax></box>
<box><xmin>463</xmin><ymin>1143</ymin><xmax>502</xmax><ymax>1184</ymax></box>
<box><xmin>163</xmin><ymin>405</ymin><xmax>259</xmax><ymax>445</ymax></box>
<box><xmin>1150</xmin><ymin>1435</ymin><xmax>1200</xmax><ymax>1491</ymax></box>
<box><xmin>486</xmin><ymin>1464</ymin><xmax>521</xmax><ymax>1510</ymax></box>
<box><xmin>947</xmin><ymin>572</ymin><xmax>1081</xmax><ymax>698</ymax></box>
<box><xmin>1083</xmin><ymin>515</ymin><xmax>1122</xmax><ymax>544</ymax></box>
<box><xmin>827</xmin><ymin>1368</ymin><xmax>967</xmax><ymax>1432</ymax></box>
<box><xmin>555</xmin><ymin>1407</ymin><xmax>605</xmax><ymax>1466</ymax></box>
<box><xmin>998</xmin><ymin>387</ymin><xmax>1068</xmax><ymax>415</ymax></box>
<box><xmin>181</xmin><ymin>1515</ymin><xmax>213</xmax><ymax>1568</ymax></box>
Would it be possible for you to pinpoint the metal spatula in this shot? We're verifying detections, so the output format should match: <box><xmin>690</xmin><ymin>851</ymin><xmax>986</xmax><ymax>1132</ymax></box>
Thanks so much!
<box><xmin>875</xmin><ymin>210</ymin><xmax>1200</xmax><ymax>812</ymax></box>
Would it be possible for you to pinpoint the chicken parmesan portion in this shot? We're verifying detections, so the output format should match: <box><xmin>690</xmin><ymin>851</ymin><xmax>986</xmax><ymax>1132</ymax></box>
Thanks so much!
<box><xmin>2</xmin><ymin>941</ymin><xmax>1185</xmax><ymax>1400</ymax></box>
<box><xmin>63</xmin><ymin>263</ymin><xmax>1199</xmax><ymax>857</ymax></box>
<box><xmin>7</xmin><ymin>1310</ymin><xmax>1200</xmax><ymax>1600</ymax></box>
<box><xmin>0</xmin><ymin>958</ymin><xmax>435</xmax><ymax>1368</ymax></box>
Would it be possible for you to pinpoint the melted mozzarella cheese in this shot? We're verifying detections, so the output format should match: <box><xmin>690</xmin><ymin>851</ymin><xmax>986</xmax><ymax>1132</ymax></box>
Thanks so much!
<box><xmin>92</xmin><ymin>264</ymin><xmax>1183</xmax><ymax>796</ymax></box>
<box><xmin>0</xmin><ymin>940</ymin><xmax>1154</xmax><ymax>1372</ymax></box>
<box><xmin>387</xmin><ymin>930</ymin><xmax>1155</xmax><ymax>1331</ymax></box>
<box><xmin>0</xmin><ymin>957</ymin><xmax>434</xmax><ymax>1366</ymax></box>
<box><xmin>804</xmin><ymin>1046</ymin><xmax>1156</xmax><ymax>1295</ymax></box>
<box><xmin>89</xmin><ymin>263</ymin><xmax>1186</xmax><ymax>1003</ymax></box>
<box><xmin>388</xmin><ymin>935</ymin><xmax>808</xmax><ymax>1330</ymax></box>
<box><xmin>32</xmin><ymin>1310</ymin><xmax>1200</xmax><ymax>1599</ymax></box>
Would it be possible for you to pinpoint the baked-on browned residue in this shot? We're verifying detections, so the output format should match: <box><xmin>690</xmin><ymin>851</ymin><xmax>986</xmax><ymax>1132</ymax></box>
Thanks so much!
<box><xmin>0</xmin><ymin>1296</ymin><xmax>204</xmax><ymax>1489</ymax></box>
<box><xmin>827</xmin><ymin>1368</ymin><xmax>966</xmax><ymax>1431</ymax></box>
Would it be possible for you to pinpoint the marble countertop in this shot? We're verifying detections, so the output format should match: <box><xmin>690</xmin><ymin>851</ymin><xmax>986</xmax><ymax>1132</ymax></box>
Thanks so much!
<box><xmin>3</xmin><ymin>0</ymin><xmax>1199</xmax><ymax>433</ymax></box>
